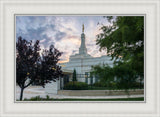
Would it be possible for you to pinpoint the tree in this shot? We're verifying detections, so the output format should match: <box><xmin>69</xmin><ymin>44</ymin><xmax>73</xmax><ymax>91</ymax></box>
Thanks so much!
<box><xmin>113</xmin><ymin>61</ymin><xmax>137</xmax><ymax>89</ymax></box>
<box><xmin>38</xmin><ymin>45</ymin><xmax>63</xmax><ymax>87</ymax></box>
<box><xmin>16</xmin><ymin>36</ymin><xmax>41</xmax><ymax>100</ymax></box>
<box><xmin>96</xmin><ymin>16</ymin><xmax>144</xmax><ymax>86</ymax></box>
<box><xmin>16</xmin><ymin>37</ymin><xmax>63</xmax><ymax>100</ymax></box>
<box><xmin>72</xmin><ymin>69</ymin><xmax>77</xmax><ymax>81</ymax></box>
<box><xmin>91</xmin><ymin>64</ymin><xmax>114</xmax><ymax>87</ymax></box>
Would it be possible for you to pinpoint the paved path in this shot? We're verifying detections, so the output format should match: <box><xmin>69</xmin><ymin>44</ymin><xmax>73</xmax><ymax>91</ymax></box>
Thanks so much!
<box><xmin>16</xmin><ymin>86</ymin><xmax>144</xmax><ymax>100</ymax></box>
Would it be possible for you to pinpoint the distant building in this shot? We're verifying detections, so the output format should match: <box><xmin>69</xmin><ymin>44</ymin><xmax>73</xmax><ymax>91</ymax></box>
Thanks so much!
<box><xmin>59</xmin><ymin>24</ymin><xmax>114</xmax><ymax>87</ymax></box>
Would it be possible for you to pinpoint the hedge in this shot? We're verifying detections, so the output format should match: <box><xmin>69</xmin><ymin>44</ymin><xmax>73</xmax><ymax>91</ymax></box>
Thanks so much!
<box><xmin>63</xmin><ymin>81</ymin><xmax>88</xmax><ymax>90</ymax></box>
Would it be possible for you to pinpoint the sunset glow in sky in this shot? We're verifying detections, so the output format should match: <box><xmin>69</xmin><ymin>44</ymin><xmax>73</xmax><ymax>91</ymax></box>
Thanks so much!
<box><xmin>16</xmin><ymin>16</ymin><xmax>110</xmax><ymax>63</ymax></box>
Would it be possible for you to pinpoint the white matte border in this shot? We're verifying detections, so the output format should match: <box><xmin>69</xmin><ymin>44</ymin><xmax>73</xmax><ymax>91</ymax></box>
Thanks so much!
<box><xmin>0</xmin><ymin>0</ymin><xmax>160</xmax><ymax>117</ymax></box>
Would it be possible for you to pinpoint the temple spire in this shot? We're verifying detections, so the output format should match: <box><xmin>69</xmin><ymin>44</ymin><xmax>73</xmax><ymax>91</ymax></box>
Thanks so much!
<box><xmin>79</xmin><ymin>24</ymin><xmax>87</xmax><ymax>55</ymax></box>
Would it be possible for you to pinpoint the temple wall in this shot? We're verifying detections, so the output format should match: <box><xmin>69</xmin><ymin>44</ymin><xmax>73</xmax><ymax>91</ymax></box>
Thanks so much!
<box><xmin>60</xmin><ymin>55</ymin><xmax>114</xmax><ymax>84</ymax></box>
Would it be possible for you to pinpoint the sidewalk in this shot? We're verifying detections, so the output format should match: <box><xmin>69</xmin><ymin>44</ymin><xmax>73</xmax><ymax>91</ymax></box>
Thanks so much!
<box><xmin>16</xmin><ymin>86</ymin><xmax>144</xmax><ymax>100</ymax></box>
<box><xmin>46</xmin><ymin>94</ymin><xmax>144</xmax><ymax>99</ymax></box>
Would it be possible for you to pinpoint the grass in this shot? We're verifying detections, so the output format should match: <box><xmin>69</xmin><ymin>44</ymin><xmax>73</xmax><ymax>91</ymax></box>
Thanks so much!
<box><xmin>21</xmin><ymin>96</ymin><xmax>144</xmax><ymax>101</ymax></box>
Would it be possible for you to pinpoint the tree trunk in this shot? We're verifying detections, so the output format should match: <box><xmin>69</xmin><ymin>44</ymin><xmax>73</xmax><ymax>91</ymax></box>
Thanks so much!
<box><xmin>20</xmin><ymin>88</ymin><xmax>24</xmax><ymax>101</ymax></box>
<box><xmin>139</xmin><ymin>76</ymin><xmax>142</xmax><ymax>89</ymax></box>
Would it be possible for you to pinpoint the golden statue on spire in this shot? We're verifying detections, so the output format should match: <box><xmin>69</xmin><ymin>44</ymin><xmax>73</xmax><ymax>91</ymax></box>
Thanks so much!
<box><xmin>82</xmin><ymin>24</ymin><xmax>84</xmax><ymax>32</ymax></box>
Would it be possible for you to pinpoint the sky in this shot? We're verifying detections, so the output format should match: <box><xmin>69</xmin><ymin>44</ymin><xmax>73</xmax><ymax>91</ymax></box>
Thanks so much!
<box><xmin>16</xmin><ymin>16</ymin><xmax>110</xmax><ymax>63</ymax></box>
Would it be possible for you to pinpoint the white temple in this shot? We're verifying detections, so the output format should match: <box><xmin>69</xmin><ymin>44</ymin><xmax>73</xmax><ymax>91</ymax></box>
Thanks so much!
<box><xmin>59</xmin><ymin>24</ymin><xmax>114</xmax><ymax>86</ymax></box>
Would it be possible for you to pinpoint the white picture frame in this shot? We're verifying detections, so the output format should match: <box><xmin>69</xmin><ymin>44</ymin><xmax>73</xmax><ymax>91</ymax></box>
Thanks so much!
<box><xmin>0</xmin><ymin>0</ymin><xmax>160</xmax><ymax>117</ymax></box>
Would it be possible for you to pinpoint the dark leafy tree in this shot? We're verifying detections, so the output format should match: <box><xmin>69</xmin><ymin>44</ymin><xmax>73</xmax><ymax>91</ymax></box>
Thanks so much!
<box><xmin>72</xmin><ymin>69</ymin><xmax>77</xmax><ymax>81</ymax></box>
<box><xmin>91</xmin><ymin>64</ymin><xmax>114</xmax><ymax>87</ymax></box>
<box><xmin>113</xmin><ymin>61</ymin><xmax>138</xmax><ymax>89</ymax></box>
<box><xmin>16</xmin><ymin>37</ymin><xmax>63</xmax><ymax>100</ymax></box>
<box><xmin>38</xmin><ymin>45</ymin><xmax>63</xmax><ymax>87</ymax></box>
<box><xmin>16</xmin><ymin>36</ymin><xmax>41</xmax><ymax>100</ymax></box>
<box><xmin>96</xmin><ymin>16</ymin><xmax>144</xmax><ymax>78</ymax></box>
<box><xmin>96</xmin><ymin>16</ymin><xmax>144</xmax><ymax>89</ymax></box>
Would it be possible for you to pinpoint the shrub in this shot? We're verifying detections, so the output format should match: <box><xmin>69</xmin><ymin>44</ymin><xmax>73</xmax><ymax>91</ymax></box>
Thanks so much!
<box><xmin>130</xmin><ymin>82</ymin><xmax>144</xmax><ymax>89</ymax></box>
<box><xmin>93</xmin><ymin>81</ymin><xmax>117</xmax><ymax>89</ymax></box>
<box><xmin>116</xmin><ymin>81</ymin><xmax>144</xmax><ymax>89</ymax></box>
<box><xmin>93</xmin><ymin>82</ymin><xmax>107</xmax><ymax>87</ymax></box>
<box><xmin>24</xmin><ymin>96</ymin><xmax>42</xmax><ymax>101</ymax></box>
<box><xmin>63</xmin><ymin>81</ymin><xmax>88</xmax><ymax>90</ymax></box>
<box><xmin>46</xmin><ymin>95</ymin><xmax>50</xmax><ymax>100</ymax></box>
<box><xmin>108</xmin><ymin>82</ymin><xmax>117</xmax><ymax>89</ymax></box>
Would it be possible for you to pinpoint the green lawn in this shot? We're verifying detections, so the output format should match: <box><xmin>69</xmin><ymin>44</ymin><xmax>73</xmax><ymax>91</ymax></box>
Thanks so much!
<box><xmin>22</xmin><ymin>97</ymin><xmax>144</xmax><ymax>101</ymax></box>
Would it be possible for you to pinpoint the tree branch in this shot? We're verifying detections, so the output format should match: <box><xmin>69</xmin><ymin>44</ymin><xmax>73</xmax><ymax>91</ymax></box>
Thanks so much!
<box><xmin>24</xmin><ymin>81</ymin><xmax>33</xmax><ymax>89</ymax></box>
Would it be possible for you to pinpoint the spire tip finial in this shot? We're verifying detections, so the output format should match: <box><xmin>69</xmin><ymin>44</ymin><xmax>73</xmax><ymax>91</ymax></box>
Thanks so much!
<box><xmin>82</xmin><ymin>24</ymin><xmax>84</xmax><ymax>33</ymax></box>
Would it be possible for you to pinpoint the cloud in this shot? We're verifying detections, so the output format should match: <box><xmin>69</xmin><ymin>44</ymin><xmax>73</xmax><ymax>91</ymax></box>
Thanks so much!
<box><xmin>54</xmin><ymin>31</ymin><xmax>67</xmax><ymax>41</ymax></box>
<box><xmin>16</xmin><ymin>16</ymin><xmax>68</xmax><ymax>49</ymax></box>
<box><xmin>16</xmin><ymin>16</ymin><xmax>110</xmax><ymax>62</ymax></box>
